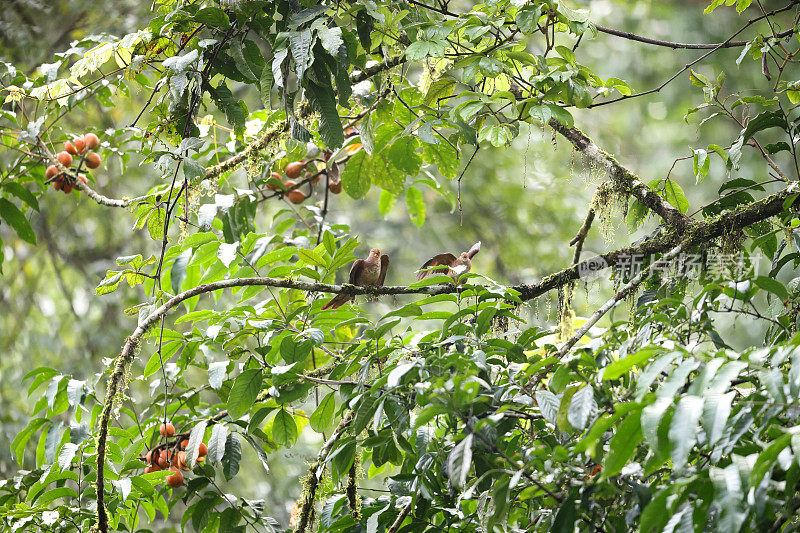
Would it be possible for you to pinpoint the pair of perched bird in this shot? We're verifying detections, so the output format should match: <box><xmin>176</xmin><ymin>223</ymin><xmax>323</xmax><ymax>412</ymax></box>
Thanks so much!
<box><xmin>322</xmin><ymin>242</ymin><xmax>482</xmax><ymax>310</ymax></box>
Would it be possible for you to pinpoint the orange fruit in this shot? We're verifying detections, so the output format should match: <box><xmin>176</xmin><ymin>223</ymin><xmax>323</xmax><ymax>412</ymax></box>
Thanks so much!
<box><xmin>62</xmin><ymin>184</ymin><xmax>73</xmax><ymax>194</ymax></box>
<box><xmin>176</xmin><ymin>451</ymin><xmax>189</xmax><ymax>470</ymax></box>
<box><xmin>285</xmin><ymin>161</ymin><xmax>304</xmax><ymax>180</ymax></box>
<box><xmin>287</xmin><ymin>189</ymin><xmax>307</xmax><ymax>204</ymax></box>
<box><xmin>73</xmin><ymin>136</ymin><xmax>86</xmax><ymax>154</ymax></box>
<box><xmin>84</xmin><ymin>133</ymin><xmax>99</xmax><ymax>150</ymax></box>
<box><xmin>45</xmin><ymin>165</ymin><xmax>59</xmax><ymax>180</ymax></box>
<box><xmin>64</xmin><ymin>141</ymin><xmax>78</xmax><ymax>156</ymax></box>
<box><xmin>328</xmin><ymin>180</ymin><xmax>342</xmax><ymax>194</ymax></box>
<box><xmin>144</xmin><ymin>465</ymin><xmax>160</xmax><ymax>474</ymax></box>
<box><xmin>85</xmin><ymin>152</ymin><xmax>101</xmax><ymax>169</ymax></box>
<box><xmin>159</xmin><ymin>423</ymin><xmax>175</xmax><ymax>437</ymax></box>
<box><xmin>166</xmin><ymin>468</ymin><xmax>184</xmax><ymax>487</ymax></box>
<box><xmin>56</xmin><ymin>151</ymin><xmax>73</xmax><ymax>167</ymax></box>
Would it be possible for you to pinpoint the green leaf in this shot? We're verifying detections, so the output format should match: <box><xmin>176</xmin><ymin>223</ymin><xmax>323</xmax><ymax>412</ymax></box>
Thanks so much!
<box><xmin>280</xmin><ymin>335</ymin><xmax>312</xmax><ymax>364</ymax></box>
<box><xmin>195</xmin><ymin>6</ymin><xmax>230</xmax><ymax>28</ymax></box>
<box><xmin>289</xmin><ymin>29</ymin><xmax>313</xmax><ymax>81</ymax></box>
<box><xmin>750</xmin><ymin>432</ymin><xmax>792</xmax><ymax>488</ymax></box>
<box><xmin>668</xmin><ymin>396</ymin><xmax>703</xmax><ymax>470</ymax></box>
<box><xmin>754</xmin><ymin>276</ymin><xmax>789</xmax><ymax>301</ymax></box>
<box><xmin>742</xmin><ymin>110</ymin><xmax>787</xmax><ymax>141</ymax></box>
<box><xmin>272</xmin><ymin>409</ymin><xmax>298</xmax><ymax>446</ymax></box>
<box><xmin>661</xmin><ymin>179</ymin><xmax>689</xmax><ymax>213</ymax></box>
<box><xmin>207</xmin><ymin>81</ymin><xmax>247</xmax><ymax>135</ymax></box>
<box><xmin>602</xmin><ymin>347</ymin><xmax>659</xmax><ymax>380</ymax></box>
<box><xmin>405</xmin><ymin>186</ymin><xmax>426</xmax><ymax>227</ymax></box>
<box><xmin>0</xmin><ymin>198</ymin><xmax>35</xmax><ymax>244</ymax></box>
<box><xmin>406</xmin><ymin>39</ymin><xmax>447</xmax><ymax>61</ymax></box>
<box><xmin>208</xmin><ymin>423</ymin><xmax>228</xmax><ymax>465</ymax></box>
<box><xmin>170</xmin><ymin>250</ymin><xmax>190</xmax><ymax>294</ymax></box>
<box><xmin>299</xmin><ymin>248</ymin><xmax>326</xmax><ymax>267</ymax></box>
<box><xmin>341</xmin><ymin>150</ymin><xmax>372</xmax><ymax>199</ymax></box>
<box><xmin>222</xmin><ymin>432</ymin><xmax>241</xmax><ymax>481</ymax></box>
<box><xmin>567</xmin><ymin>385</ymin><xmax>596</xmax><ymax>430</ymax></box>
<box><xmin>447</xmin><ymin>433</ymin><xmax>473</xmax><ymax>488</ymax></box>
<box><xmin>186</xmin><ymin>420</ymin><xmax>207</xmax><ymax>468</ymax></box>
<box><xmin>551</xmin><ymin>497</ymin><xmax>577</xmax><ymax>533</ymax></box>
<box><xmin>516</xmin><ymin>5</ymin><xmax>540</xmax><ymax>34</ymax></box>
<box><xmin>423</xmin><ymin>78</ymin><xmax>455</xmax><ymax>106</ymax></box>
<box><xmin>227</xmin><ymin>369</ymin><xmax>262</xmax><ymax>420</ymax></box>
<box><xmin>309</xmin><ymin>392</ymin><xmax>335</xmax><ymax>432</ymax></box>
<box><xmin>3</xmin><ymin>182</ymin><xmax>39</xmax><ymax>211</ymax></box>
<box><xmin>601</xmin><ymin>412</ymin><xmax>642</xmax><ymax>478</ymax></box>
<box><xmin>378</xmin><ymin>189</ymin><xmax>397</xmax><ymax>217</ymax></box>
<box><xmin>183</xmin><ymin>157</ymin><xmax>205</xmax><ymax>183</ymax></box>
<box><xmin>307</xmin><ymin>80</ymin><xmax>345</xmax><ymax>149</ymax></box>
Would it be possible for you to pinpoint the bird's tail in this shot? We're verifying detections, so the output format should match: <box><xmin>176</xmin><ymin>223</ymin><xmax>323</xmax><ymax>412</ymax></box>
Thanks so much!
<box><xmin>322</xmin><ymin>293</ymin><xmax>350</xmax><ymax>310</ymax></box>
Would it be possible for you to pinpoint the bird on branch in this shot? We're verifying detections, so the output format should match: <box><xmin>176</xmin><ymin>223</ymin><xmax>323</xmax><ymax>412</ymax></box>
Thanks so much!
<box><xmin>416</xmin><ymin>242</ymin><xmax>481</xmax><ymax>283</ymax></box>
<box><xmin>322</xmin><ymin>248</ymin><xmax>390</xmax><ymax>310</ymax></box>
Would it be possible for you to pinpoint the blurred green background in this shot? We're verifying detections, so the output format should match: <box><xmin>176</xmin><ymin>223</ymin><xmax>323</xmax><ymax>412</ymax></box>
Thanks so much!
<box><xmin>1</xmin><ymin>0</ymin><xmax>791</xmax><ymax>526</ymax></box>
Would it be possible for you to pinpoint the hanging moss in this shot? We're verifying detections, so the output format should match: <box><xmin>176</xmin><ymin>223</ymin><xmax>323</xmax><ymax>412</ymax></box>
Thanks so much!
<box><xmin>592</xmin><ymin>181</ymin><xmax>627</xmax><ymax>244</ymax></box>
<box><xmin>555</xmin><ymin>283</ymin><xmax>576</xmax><ymax>342</ymax></box>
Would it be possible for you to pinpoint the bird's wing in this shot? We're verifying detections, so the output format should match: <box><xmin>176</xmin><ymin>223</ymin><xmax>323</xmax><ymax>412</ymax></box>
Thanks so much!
<box><xmin>348</xmin><ymin>258</ymin><xmax>365</xmax><ymax>284</ymax></box>
<box><xmin>416</xmin><ymin>253</ymin><xmax>457</xmax><ymax>280</ymax></box>
<box><xmin>378</xmin><ymin>254</ymin><xmax>390</xmax><ymax>286</ymax></box>
<box><xmin>467</xmin><ymin>241</ymin><xmax>481</xmax><ymax>259</ymax></box>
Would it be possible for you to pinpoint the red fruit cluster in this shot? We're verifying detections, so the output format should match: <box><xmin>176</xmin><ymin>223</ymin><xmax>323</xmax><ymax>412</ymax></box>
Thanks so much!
<box><xmin>142</xmin><ymin>423</ymin><xmax>209</xmax><ymax>489</ymax></box>
<box><xmin>267</xmin><ymin>154</ymin><xmax>343</xmax><ymax>205</ymax></box>
<box><xmin>46</xmin><ymin>133</ymin><xmax>102</xmax><ymax>194</ymax></box>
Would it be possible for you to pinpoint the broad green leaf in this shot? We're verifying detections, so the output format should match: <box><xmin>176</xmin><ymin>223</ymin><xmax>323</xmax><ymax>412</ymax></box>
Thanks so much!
<box><xmin>272</xmin><ymin>409</ymin><xmax>298</xmax><ymax>446</ymax></box>
<box><xmin>447</xmin><ymin>433</ymin><xmax>473</xmax><ymax>489</ymax></box>
<box><xmin>208</xmin><ymin>423</ymin><xmax>228</xmax><ymax>465</ymax></box>
<box><xmin>222</xmin><ymin>432</ymin><xmax>241</xmax><ymax>480</ymax></box>
<box><xmin>668</xmin><ymin>396</ymin><xmax>703</xmax><ymax>470</ymax></box>
<box><xmin>227</xmin><ymin>369</ymin><xmax>262</xmax><ymax>420</ymax></box>
<box><xmin>602</xmin><ymin>412</ymin><xmax>642</xmax><ymax>478</ymax></box>
<box><xmin>0</xmin><ymin>198</ymin><xmax>36</xmax><ymax>244</ymax></box>
<box><xmin>341</xmin><ymin>150</ymin><xmax>371</xmax><ymax>198</ymax></box>
<box><xmin>186</xmin><ymin>420</ymin><xmax>207</xmax><ymax>468</ymax></box>
<box><xmin>603</xmin><ymin>347</ymin><xmax>659</xmax><ymax>380</ymax></box>
<box><xmin>309</xmin><ymin>392</ymin><xmax>335</xmax><ymax>432</ymax></box>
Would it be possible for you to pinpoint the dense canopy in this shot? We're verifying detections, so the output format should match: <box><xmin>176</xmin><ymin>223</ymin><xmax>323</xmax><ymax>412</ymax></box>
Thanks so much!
<box><xmin>2</xmin><ymin>0</ymin><xmax>800</xmax><ymax>532</ymax></box>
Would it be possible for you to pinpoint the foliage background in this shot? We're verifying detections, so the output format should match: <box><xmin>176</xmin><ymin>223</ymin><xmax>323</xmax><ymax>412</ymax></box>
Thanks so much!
<box><xmin>1</xmin><ymin>0</ymin><xmax>797</xmax><ymax>530</ymax></box>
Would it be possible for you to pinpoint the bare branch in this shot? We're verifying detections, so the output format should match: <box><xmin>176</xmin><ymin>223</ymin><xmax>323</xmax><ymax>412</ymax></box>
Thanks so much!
<box><xmin>594</xmin><ymin>24</ymin><xmax>794</xmax><ymax>50</ymax></box>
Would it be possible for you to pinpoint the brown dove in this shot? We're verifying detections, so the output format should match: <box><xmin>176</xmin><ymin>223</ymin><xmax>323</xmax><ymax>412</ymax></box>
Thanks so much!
<box><xmin>322</xmin><ymin>248</ymin><xmax>390</xmax><ymax>310</ymax></box>
<box><xmin>416</xmin><ymin>242</ymin><xmax>481</xmax><ymax>283</ymax></box>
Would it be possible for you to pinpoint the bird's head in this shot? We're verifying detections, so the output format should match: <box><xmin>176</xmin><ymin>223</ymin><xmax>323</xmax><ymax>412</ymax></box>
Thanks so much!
<box><xmin>369</xmin><ymin>248</ymin><xmax>381</xmax><ymax>257</ymax></box>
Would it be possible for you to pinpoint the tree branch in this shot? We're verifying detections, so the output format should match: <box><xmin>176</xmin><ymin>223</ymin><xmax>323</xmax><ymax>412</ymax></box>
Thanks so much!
<box><xmin>52</xmin><ymin>55</ymin><xmax>405</xmax><ymax>211</ymax></box>
<box><xmin>548</xmin><ymin>120</ymin><xmax>690</xmax><ymax>226</ymax></box>
<box><xmin>570</xmin><ymin>207</ymin><xmax>595</xmax><ymax>265</ymax></box>
<box><xmin>588</xmin><ymin>1</ymin><xmax>800</xmax><ymax>108</ymax></box>
<box><xmin>295</xmin><ymin>412</ymin><xmax>354</xmax><ymax>533</ymax></box>
<box><xmin>594</xmin><ymin>24</ymin><xmax>794</xmax><ymax>50</ymax></box>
